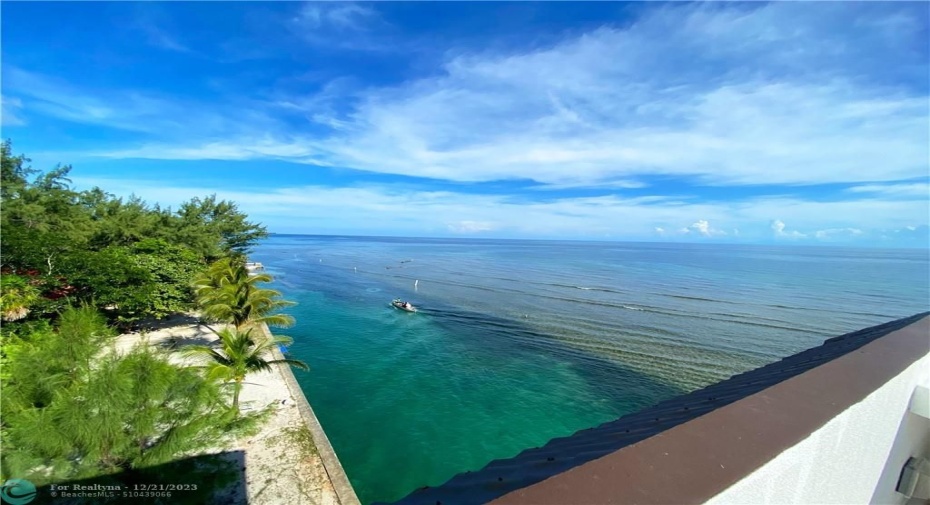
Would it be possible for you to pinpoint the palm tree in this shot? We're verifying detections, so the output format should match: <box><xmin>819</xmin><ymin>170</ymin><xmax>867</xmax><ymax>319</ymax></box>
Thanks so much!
<box><xmin>194</xmin><ymin>257</ymin><xmax>295</xmax><ymax>330</ymax></box>
<box><xmin>182</xmin><ymin>327</ymin><xmax>308</xmax><ymax>412</ymax></box>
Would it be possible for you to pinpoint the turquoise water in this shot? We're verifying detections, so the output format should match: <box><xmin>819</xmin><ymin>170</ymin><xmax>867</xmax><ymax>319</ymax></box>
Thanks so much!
<box><xmin>251</xmin><ymin>236</ymin><xmax>929</xmax><ymax>504</ymax></box>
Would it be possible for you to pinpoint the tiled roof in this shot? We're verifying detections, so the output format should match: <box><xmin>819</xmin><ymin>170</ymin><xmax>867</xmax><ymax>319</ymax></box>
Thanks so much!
<box><xmin>387</xmin><ymin>311</ymin><xmax>930</xmax><ymax>505</ymax></box>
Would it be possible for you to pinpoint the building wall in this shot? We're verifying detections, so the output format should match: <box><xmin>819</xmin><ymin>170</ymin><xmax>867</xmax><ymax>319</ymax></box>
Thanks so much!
<box><xmin>707</xmin><ymin>353</ymin><xmax>930</xmax><ymax>505</ymax></box>
<box><xmin>871</xmin><ymin>379</ymin><xmax>930</xmax><ymax>504</ymax></box>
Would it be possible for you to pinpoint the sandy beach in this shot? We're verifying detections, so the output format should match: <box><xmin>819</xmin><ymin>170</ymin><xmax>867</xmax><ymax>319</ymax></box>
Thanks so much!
<box><xmin>111</xmin><ymin>314</ymin><xmax>340</xmax><ymax>505</ymax></box>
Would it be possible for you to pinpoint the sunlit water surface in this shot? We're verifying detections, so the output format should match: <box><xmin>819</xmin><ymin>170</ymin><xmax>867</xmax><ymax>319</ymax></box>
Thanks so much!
<box><xmin>251</xmin><ymin>236</ymin><xmax>929</xmax><ymax>503</ymax></box>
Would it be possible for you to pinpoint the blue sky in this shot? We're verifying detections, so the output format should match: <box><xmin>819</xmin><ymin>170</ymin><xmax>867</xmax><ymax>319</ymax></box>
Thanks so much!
<box><xmin>2</xmin><ymin>2</ymin><xmax>928</xmax><ymax>246</ymax></box>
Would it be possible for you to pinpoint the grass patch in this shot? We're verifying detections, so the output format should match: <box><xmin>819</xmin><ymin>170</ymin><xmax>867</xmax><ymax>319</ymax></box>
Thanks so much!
<box><xmin>220</xmin><ymin>404</ymin><xmax>275</xmax><ymax>439</ymax></box>
<box><xmin>281</xmin><ymin>424</ymin><xmax>319</xmax><ymax>459</ymax></box>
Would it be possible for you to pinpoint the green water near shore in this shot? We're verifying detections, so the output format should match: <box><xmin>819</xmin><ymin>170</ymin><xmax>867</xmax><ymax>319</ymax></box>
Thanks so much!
<box><xmin>255</xmin><ymin>236</ymin><xmax>928</xmax><ymax>504</ymax></box>
<box><xmin>286</xmin><ymin>292</ymin><xmax>680</xmax><ymax>504</ymax></box>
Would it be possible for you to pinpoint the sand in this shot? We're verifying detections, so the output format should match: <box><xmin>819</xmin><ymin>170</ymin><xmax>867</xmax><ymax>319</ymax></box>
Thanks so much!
<box><xmin>111</xmin><ymin>314</ymin><xmax>340</xmax><ymax>505</ymax></box>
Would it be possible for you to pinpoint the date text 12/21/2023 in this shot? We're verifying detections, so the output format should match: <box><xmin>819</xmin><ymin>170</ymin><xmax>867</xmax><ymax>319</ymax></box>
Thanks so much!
<box><xmin>49</xmin><ymin>484</ymin><xmax>198</xmax><ymax>492</ymax></box>
<box><xmin>47</xmin><ymin>483</ymin><xmax>199</xmax><ymax>499</ymax></box>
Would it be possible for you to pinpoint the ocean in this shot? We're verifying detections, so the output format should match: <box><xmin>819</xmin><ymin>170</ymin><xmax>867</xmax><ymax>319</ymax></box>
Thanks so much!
<box><xmin>250</xmin><ymin>235</ymin><xmax>929</xmax><ymax>504</ymax></box>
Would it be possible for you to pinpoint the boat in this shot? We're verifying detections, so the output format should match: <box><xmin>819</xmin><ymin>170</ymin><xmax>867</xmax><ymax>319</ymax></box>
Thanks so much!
<box><xmin>392</xmin><ymin>299</ymin><xmax>417</xmax><ymax>312</ymax></box>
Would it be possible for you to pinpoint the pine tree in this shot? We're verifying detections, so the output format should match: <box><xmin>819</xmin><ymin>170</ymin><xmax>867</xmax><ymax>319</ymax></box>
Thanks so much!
<box><xmin>0</xmin><ymin>307</ymin><xmax>231</xmax><ymax>485</ymax></box>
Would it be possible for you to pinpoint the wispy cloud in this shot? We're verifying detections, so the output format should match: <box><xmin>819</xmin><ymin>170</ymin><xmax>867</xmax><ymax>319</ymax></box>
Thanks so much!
<box><xmin>68</xmin><ymin>176</ymin><xmax>928</xmax><ymax>242</ymax></box>
<box><xmin>288</xmin><ymin>2</ymin><xmax>391</xmax><ymax>52</ymax></box>
<box><xmin>143</xmin><ymin>26</ymin><xmax>190</xmax><ymax>53</ymax></box>
<box><xmin>846</xmin><ymin>182</ymin><xmax>929</xmax><ymax>198</ymax></box>
<box><xmin>132</xmin><ymin>4</ymin><xmax>193</xmax><ymax>54</ymax></box>
<box><xmin>97</xmin><ymin>139</ymin><xmax>327</xmax><ymax>162</ymax></box>
<box><xmin>447</xmin><ymin>220</ymin><xmax>496</xmax><ymax>234</ymax></box>
<box><xmin>293</xmin><ymin>2</ymin><xmax>377</xmax><ymax>32</ymax></box>
<box><xmin>3</xmin><ymin>67</ymin><xmax>277</xmax><ymax>137</ymax></box>
<box><xmin>814</xmin><ymin>228</ymin><xmax>863</xmax><ymax>240</ymax></box>
<box><xmin>36</xmin><ymin>2</ymin><xmax>923</xmax><ymax>190</ymax></box>
<box><xmin>1</xmin><ymin>96</ymin><xmax>25</xmax><ymax>126</ymax></box>
<box><xmin>529</xmin><ymin>180</ymin><xmax>648</xmax><ymax>191</ymax></box>
<box><xmin>7</xmin><ymin>2</ymin><xmax>928</xmax><ymax>243</ymax></box>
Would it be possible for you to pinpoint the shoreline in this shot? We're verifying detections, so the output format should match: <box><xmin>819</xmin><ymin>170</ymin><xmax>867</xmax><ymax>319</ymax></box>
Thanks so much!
<box><xmin>112</xmin><ymin>314</ymin><xmax>355</xmax><ymax>504</ymax></box>
<box><xmin>258</xmin><ymin>323</ymin><xmax>361</xmax><ymax>505</ymax></box>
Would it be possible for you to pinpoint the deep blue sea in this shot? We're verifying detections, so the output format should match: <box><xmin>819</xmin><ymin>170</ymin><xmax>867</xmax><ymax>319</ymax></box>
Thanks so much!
<box><xmin>250</xmin><ymin>235</ymin><xmax>929</xmax><ymax>504</ymax></box>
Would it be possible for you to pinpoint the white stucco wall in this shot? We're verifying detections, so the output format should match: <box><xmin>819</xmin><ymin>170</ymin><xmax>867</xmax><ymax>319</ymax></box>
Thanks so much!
<box><xmin>872</xmin><ymin>381</ymin><xmax>930</xmax><ymax>504</ymax></box>
<box><xmin>707</xmin><ymin>352</ymin><xmax>930</xmax><ymax>505</ymax></box>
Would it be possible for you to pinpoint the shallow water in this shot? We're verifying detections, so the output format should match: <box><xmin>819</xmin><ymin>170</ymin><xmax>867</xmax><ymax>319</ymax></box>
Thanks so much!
<box><xmin>251</xmin><ymin>235</ymin><xmax>928</xmax><ymax>504</ymax></box>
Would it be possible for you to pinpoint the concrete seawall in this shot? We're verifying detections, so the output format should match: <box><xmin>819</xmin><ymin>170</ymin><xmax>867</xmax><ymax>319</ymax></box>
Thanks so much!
<box><xmin>260</xmin><ymin>323</ymin><xmax>361</xmax><ymax>505</ymax></box>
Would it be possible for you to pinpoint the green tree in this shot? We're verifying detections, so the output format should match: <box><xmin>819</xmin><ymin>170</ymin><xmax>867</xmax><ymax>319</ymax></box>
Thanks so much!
<box><xmin>182</xmin><ymin>327</ymin><xmax>307</xmax><ymax>413</ymax></box>
<box><xmin>174</xmin><ymin>195</ymin><xmax>268</xmax><ymax>261</ymax></box>
<box><xmin>128</xmin><ymin>239</ymin><xmax>205</xmax><ymax>319</ymax></box>
<box><xmin>0</xmin><ymin>307</ymin><xmax>231</xmax><ymax>484</ymax></box>
<box><xmin>0</xmin><ymin>160</ymin><xmax>92</xmax><ymax>274</ymax></box>
<box><xmin>84</xmin><ymin>194</ymin><xmax>161</xmax><ymax>249</ymax></box>
<box><xmin>58</xmin><ymin>247</ymin><xmax>155</xmax><ymax>324</ymax></box>
<box><xmin>1</xmin><ymin>139</ymin><xmax>35</xmax><ymax>199</ymax></box>
<box><xmin>195</xmin><ymin>257</ymin><xmax>295</xmax><ymax>330</ymax></box>
<box><xmin>1</xmin><ymin>141</ymin><xmax>269</xmax><ymax>325</ymax></box>
<box><xmin>0</xmin><ymin>274</ymin><xmax>40</xmax><ymax>322</ymax></box>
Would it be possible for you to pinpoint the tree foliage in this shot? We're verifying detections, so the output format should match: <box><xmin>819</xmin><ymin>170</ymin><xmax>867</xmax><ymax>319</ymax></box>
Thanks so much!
<box><xmin>188</xmin><ymin>258</ymin><xmax>306</xmax><ymax>415</ymax></box>
<box><xmin>128</xmin><ymin>239</ymin><xmax>203</xmax><ymax>318</ymax></box>
<box><xmin>0</xmin><ymin>274</ymin><xmax>40</xmax><ymax>322</ymax></box>
<box><xmin>183</xmin><ymin>327</ymin><xmax>308</xmax><ymax>413</ymax></box>
<box><xmin>0</xmin><ymin>140</ymin><xmax>268</xmax><ymax>323</ymax></box>
<box><xmin>176</xmin><ymin>196</ymin><xmax>268</xmax><ymax>262</ymax></box>
<box><xmin>0</xmin><ymin>307</ymin><xmax>233</xmax><ymax>485</ymax></box>
<box><xmin>0</xmin><ymin>141</ymin><xmax>288</xmax><ymax>498</ymax></box>
<box><xmin>195</xmin><ymin>257</ymin><xmax>296</xmax><ymax>330</ymax></box>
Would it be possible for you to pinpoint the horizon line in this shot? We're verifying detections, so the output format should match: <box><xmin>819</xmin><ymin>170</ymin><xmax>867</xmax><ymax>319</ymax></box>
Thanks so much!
<box><xmin>263</xmin><ymin>232</ymin><xmax>930</xmax><ymax>251</ymax></box>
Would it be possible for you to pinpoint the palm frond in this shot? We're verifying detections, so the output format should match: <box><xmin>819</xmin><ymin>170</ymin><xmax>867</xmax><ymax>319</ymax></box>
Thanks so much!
<box><xmin>193</xmin><ymin>257</ymin><xmax>296</xmax><ymax>330</ymax></box>
<box><xmin>268</xmin><ymin>358</ymin><xmax>309</xmax><ymax>371</ymax></box>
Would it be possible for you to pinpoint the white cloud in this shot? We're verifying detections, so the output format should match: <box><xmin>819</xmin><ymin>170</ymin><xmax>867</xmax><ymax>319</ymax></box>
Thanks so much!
<box><xmin>691</xmin><ymin>220</ymin><xmax>710</xmax><ymax>236</ymax></box>
<box><xmin>81</xmin><ymin>70</ymin><xmax>927</xmax><ymax>188</ymax></box>
<box><xmin>3</xmin><ymin>67</ymin><xmax>280</xmax><ymax>138</ymax></box>
<box><xmin>814</xmin><ymin>228</ymin><xmax>863</xmax><ymax>240</ymax></box>
<box><xmin>846</xmin><ymin>182</ymin><xmax>929</xmax><ymax>198</ymax></box>
<box><xmin>98</xmin><ymin>139</ymin><xmax>326</xmax><ymax>162</ymax></box>
<box><xmin>132</xmin><ymin>4</ymin><xmax>193</xmax><ymax>54</ymax></box>
<box><xmin>891</xmin><ymin>225</ymin><xmax>929</xmax><ymax>242</ymax></box>
<box><xmin>771</xmin><ymin>219</ymin><xmax>806</xmax><ymax>239</ymax></box>
<box><xmin>293</xmin><ymin>2</ymin><xmax>377</xmax><ymax>31</ymax></box>
<box><xmin>287</xmin><ymin>2</ymin><xmax>391</xmax><ymax>52</ymax></box>
<box><xmin>679</xmin><ymin>219</ymin><xmax>727</xmax><ymax>237</ymax></box>
<box><xmin>141</xmin><ymin>23</ymin><xmax>190</xmax><ymax>53</ymax></box>
<box><xmin>529</xmin><ymin>179</ymin><xmax>647</xmax><ymax>191</ymax></box>
<box><xmin>447</xmin><ymin>221</ymin><xmax>495</xmax><ymax>234</ymax></box>
<box><xmin>66</xmin><ymin>175</ymin><xmax>930</xmax><ymax>241</ymax></box>
<box><xmin>277</xmin><ymin>50</ymin><xmax>925</xmax><ymax>186</ymax></box>
<box><xmin>314</xmin><ymin>3</ymin><xmax>924</xmax><ymax>186</ymax></box>
<box><xmin>14</xmin><ymin>3</ymin><xmax>925</xmax><ymax>190</ymax></box>
<box><xmin>1</xmin><ymin>96</ymin><xmax>25</xmax><ymax>126</ymax></box>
